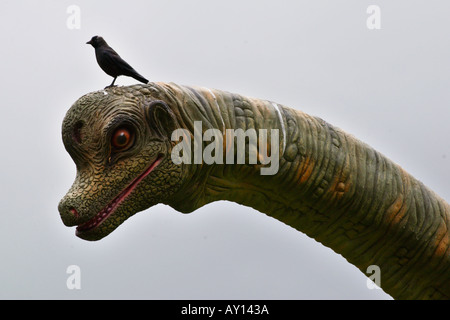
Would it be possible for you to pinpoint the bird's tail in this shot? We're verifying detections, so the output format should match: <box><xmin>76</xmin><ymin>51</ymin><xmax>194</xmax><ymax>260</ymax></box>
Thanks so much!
<box><xmin>132</xmin><ymin>73</ymin><xmax>149</xmax><ymax>84</ymax></box>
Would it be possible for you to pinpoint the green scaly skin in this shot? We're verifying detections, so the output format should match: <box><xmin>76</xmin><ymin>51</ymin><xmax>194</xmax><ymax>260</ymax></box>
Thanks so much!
<box><xmin>59</xmin><ymin>82</ymin><xmax>450</xmax><ymax>299</ymax></box>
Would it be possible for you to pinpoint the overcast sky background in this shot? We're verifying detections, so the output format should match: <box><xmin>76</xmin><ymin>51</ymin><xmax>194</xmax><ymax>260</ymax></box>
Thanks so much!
<box><xmin>0</xmin><ymin>0</ymin><xmax>449</xmax><ymax>299</ymax></box>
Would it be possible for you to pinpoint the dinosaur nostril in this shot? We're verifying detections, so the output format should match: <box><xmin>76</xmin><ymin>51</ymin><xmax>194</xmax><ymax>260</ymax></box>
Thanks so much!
<box><xmin>58</xmin><ymin>199</ymin><xmax>81</xmax><ymax>227</ymax></box>
<box><xmin>69</xmin><ymin>207</ymin><xmax>79</xmax><ymax>218</ymax></box>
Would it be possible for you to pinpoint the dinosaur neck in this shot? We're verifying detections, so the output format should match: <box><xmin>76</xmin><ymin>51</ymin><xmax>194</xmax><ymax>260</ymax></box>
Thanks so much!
<box><xmin>200</xmin><ymin>110</ymin><xmax>450</xmax><ymax>300</ymax></box>
<box><xmin>160</xmin><ymin>83</ymin><xmax>450</xmax><ymax>299</ymax></box>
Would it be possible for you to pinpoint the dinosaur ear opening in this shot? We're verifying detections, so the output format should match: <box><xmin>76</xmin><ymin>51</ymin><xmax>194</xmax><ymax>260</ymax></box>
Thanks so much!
<box><xmin>145</xmin><ymin>100</ymin><xmax>178</xmax><ymax>138</ymax></box>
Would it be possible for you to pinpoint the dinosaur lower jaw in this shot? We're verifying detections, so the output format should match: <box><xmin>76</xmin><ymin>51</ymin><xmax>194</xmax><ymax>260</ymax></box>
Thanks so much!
<box><xmin>75</xmin><ymin>155</ymin><xmax>163</xmax><ymax>236</ymax></box>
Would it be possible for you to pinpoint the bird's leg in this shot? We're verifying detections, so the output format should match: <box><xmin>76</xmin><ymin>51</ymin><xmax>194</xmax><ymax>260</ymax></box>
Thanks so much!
<box><xmin>105</xmin><ymin>77</ymin><xmax>117</xmax><ymax>89</ymax></box>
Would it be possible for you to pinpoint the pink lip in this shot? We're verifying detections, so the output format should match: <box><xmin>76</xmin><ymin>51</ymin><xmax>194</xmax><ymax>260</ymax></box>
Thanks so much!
<box><xmin>76</xmin><ymin>156</ymin><xmax>163</xmax><ymax>235</ymax></box>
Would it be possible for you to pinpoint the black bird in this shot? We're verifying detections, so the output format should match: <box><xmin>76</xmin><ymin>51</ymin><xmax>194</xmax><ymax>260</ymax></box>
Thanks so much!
<box><xmin>87</xmin><ymin>36</ymin><xmax>149</xmax><ymax>88</ymax></box>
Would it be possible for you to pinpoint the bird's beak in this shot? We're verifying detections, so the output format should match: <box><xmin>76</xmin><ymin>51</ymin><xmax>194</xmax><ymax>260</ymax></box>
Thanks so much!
<box><xmin>86</xmin><ymin>40</ymin><xmax>92</xmax><ymax>45</ymax></box>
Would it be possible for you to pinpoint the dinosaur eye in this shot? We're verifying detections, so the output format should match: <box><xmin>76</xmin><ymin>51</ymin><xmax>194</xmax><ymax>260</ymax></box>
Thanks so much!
<box><xmin>112</xmin><ymin>127</ymin><xmax>133</xmax><ymax>150</ymax></box>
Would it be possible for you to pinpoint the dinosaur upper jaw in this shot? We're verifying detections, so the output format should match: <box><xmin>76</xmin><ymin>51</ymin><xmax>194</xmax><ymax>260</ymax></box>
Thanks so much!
<box><xmin>75</xmin><ymin>155</ymin><xmax>164</xmax><ymax>240</ymax></box>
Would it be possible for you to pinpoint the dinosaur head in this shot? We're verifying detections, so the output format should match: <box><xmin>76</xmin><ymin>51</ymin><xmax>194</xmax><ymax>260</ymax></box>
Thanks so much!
<box><xmin>58</xmin><ymin>85</ymin><xmax>183</xmax><ymax>240</ymax></box>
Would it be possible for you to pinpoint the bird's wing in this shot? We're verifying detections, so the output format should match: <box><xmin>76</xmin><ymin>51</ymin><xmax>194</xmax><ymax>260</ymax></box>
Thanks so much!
<box><xmin>102</xmin><ymin>47</ymin><xmax>136</xmax><ymax>72</ymax></box>
<box><xmin>97</xmin><ymin>45</ymin><xmax>148</xmax><ymax>83</ymax></box>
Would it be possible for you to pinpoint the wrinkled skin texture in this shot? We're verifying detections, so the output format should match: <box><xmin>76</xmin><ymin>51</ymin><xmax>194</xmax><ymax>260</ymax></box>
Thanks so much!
<box><xmin>59</xmin><ymin>86</ymin><xmax>182</xmax><ymax>240</ymax></box>
<box><xmin>59</xmin><ymin>83</ymin><xmax>450</xmax><ymax>299</ymax></box>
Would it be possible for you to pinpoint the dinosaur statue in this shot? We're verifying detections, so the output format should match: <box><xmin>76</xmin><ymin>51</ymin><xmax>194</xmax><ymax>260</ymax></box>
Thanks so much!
<box><xmin>58</xmin><ymin>83</ymin><xmax>450</xmax><ymax>299</ymax></box>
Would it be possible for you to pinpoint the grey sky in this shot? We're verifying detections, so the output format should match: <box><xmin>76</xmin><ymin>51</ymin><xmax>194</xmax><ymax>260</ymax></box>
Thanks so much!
<box><xmin>0</xmin><ymin>0</ymin><xmax>449</xmax><ymax>299</ymax></box>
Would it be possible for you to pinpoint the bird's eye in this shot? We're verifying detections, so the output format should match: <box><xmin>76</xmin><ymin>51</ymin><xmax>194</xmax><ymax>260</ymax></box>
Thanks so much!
<box><xmin>112</xmin><ymin>127</ymin><xmax>133</xmax><ymax>151</ymax></box>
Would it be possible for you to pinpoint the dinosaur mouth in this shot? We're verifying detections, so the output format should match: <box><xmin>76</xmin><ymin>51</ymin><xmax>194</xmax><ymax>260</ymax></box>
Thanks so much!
<box><xmin>75</xmin><ymin>155</ymin><xmax>163</xmax><ymax>236</ymax></box>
